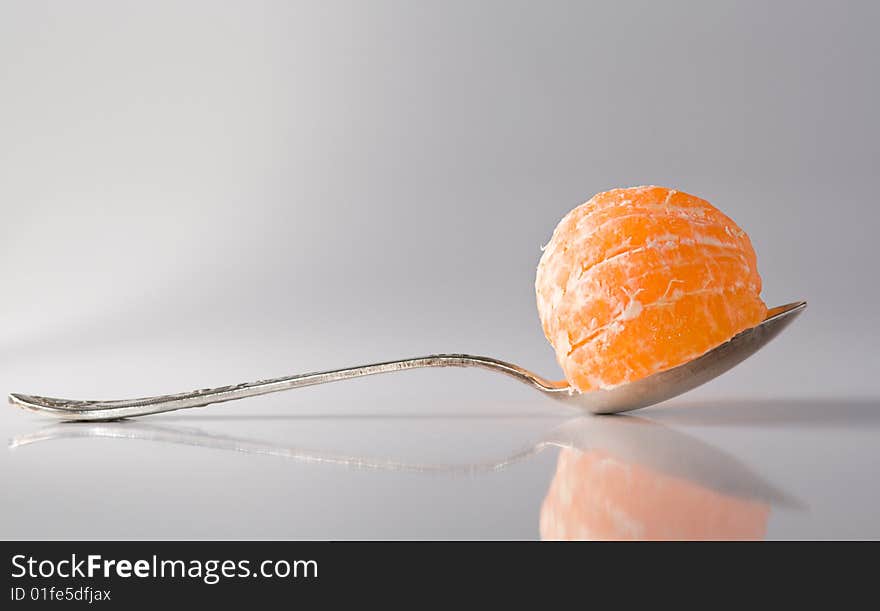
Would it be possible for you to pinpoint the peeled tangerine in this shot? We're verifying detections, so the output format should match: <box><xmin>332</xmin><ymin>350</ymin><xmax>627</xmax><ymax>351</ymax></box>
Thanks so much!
<box><xmin>536</xmin><ymin>186</ymin><xmax>766</xmax><ymax>392</ymax></box>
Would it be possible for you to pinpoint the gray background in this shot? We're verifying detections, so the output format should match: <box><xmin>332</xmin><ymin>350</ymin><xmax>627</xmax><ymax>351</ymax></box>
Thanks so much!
<box><xmin>1</xmin><ymin>0</ymin><xmax>878</xmax><ymax>539</ymax></box>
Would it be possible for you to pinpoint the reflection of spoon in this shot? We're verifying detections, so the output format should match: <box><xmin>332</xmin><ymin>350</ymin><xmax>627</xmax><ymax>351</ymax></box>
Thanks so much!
<box><xmin>10</xmin><ymin>415</ymin><xmax>798</xmax><ymax>510</ymax></box>
<box><xmin>9</xmin><ymin>420</ymin><xmax>537</xmax><ymax>473</ymax></box>
<box><xmin>8</xmin><ymin>302</ymin><xmax>805</xmax><ymax>419</ymax></box>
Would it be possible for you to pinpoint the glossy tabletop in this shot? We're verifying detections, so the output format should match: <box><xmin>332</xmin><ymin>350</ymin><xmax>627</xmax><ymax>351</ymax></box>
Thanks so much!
<box><xmin>3</xmin><ymin>350</ymin><xmax>878</xmax><ymax>539</ymax></box>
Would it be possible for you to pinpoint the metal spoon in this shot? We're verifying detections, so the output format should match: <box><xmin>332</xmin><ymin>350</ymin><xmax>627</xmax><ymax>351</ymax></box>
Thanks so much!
<box><xmin>7</xmin><ymin>301</ymin><xmax>805</xmax><ymax>420</ymax></box>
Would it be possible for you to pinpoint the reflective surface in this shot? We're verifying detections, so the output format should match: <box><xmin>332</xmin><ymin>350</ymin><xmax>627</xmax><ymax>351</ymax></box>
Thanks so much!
<box><xmin>4</xmin><ymin>386</ymin><xmax>879</xmax><ymax>539</ymax></box>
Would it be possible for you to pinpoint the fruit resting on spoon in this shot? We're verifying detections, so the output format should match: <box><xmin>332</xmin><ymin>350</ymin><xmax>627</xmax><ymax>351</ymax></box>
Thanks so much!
<box><xmin>535</xmin><ymin>186</ymin><xmax>766</xmax><ymax>392</ymax></box>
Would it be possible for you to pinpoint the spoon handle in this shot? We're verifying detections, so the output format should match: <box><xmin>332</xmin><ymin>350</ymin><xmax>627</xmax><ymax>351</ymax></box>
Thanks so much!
<box><xmin>8</xmin><ymin>354</ymin><xmax>568</xmax><ymax>421</ymax></box>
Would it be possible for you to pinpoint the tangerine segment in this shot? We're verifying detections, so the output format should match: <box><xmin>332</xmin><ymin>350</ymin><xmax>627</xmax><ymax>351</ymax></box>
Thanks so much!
<box><xmin>539</xmin><ymin>448</ymin><xmax>769</xmax><ymax>540</ymax></box>
<box><xmin>536</xmin><ymin>186</ymin><xmax>766</xmax><ymax>392</ymax></box>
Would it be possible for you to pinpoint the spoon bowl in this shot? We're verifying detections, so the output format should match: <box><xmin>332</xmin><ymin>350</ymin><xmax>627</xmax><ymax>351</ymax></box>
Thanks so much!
<box><xmin>563</xmin><ymin>301</ymin><xmax>806</xmax><ymax>414</ymax></box>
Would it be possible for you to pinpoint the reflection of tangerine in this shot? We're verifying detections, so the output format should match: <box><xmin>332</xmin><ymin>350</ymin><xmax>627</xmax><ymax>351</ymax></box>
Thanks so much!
<box><xmin>539</xmin><ymin>447</ymin><xmax>769</xmax><ymax>540</ymax></box>
<box><xmin>535</xmin><ymin>186</ymin><xmax>766</xmax><ymax>392</ymax></box>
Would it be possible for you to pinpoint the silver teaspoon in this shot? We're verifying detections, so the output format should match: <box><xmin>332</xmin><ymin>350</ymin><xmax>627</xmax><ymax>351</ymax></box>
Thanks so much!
<box><xmin>8</xmin><ymin>301</ymin><xmax>805</xmax><ymax>421</ymax></box>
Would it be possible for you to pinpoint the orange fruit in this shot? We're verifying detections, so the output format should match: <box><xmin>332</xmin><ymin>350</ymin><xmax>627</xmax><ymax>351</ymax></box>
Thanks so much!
<box><xmin>535</xmin><ymin>186</ymin><xmax>766</xmax><ymax>392</ymax></box>
<box><xmin>539</xmin><ymin>447</ymin><xmax>769</xmax><ymax>540</ymax></box>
